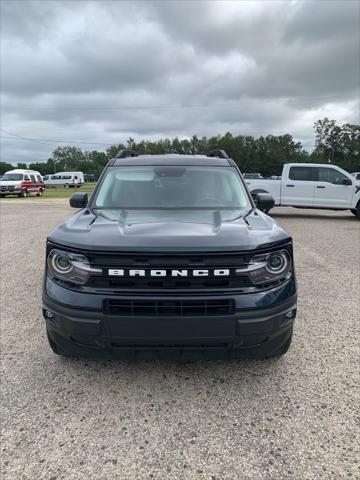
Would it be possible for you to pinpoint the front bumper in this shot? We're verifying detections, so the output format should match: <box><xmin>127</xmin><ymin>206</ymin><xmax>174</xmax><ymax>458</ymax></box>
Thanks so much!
<box><xmin>0</xmin><ymin>188</ymin><xmax>21</xmax><ymax>195</ymax></box>
<box><xmin>43</xmin><ymin>277</ymin><xmax>297</xmax><ymax>358</ymax></box>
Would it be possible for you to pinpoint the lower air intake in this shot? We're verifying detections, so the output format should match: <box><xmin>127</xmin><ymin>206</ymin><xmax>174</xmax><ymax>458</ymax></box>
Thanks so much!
<box><xmin>103</xmin><ymin>299</ymin><xmax>235</xmax><ymax>316</ymax></box>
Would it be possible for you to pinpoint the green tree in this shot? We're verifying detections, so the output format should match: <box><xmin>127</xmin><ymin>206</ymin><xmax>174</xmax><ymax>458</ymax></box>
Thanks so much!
<box><xmin>50</xmin><ymin>146</ymin><xmax>86</xmax><ymax>171</ymax></box>
<box><xmin>312</xmin><ymin>118</ymin><xmax>360</xmax><ymax>171</ymax></box>
<box><xmin>28</xmin><ymin>119</ymin><xmax>357</xmax><ymax>181</ymax></box>
<box><xmin>0</xmin><ymin>162</ymin><xmax>14</xmax><ymax>175</ymax></box>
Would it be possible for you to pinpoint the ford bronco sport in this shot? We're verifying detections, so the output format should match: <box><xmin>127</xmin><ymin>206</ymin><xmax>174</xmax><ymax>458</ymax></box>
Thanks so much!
<box><xmin>43</xmin><ymin>149</ymin><xmax>297</xmax><ymax>359</ymax></box>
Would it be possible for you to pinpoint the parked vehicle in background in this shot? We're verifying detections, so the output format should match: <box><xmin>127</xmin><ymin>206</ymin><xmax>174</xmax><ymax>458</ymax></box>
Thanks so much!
<box><xmin>43</xmin><ymin>171</ymin><xmax>84</xmax><ymax>188</ymax></box>
<box><xmin>245</xmin><ymin>163</ymin><xmax>360</xmax><ymax>217</ymax></box>
<box><xmin>0</xmin><ymin>169</ymin><xmax>44</xmax><ymax>197</ymax></box>
<box><xmin>351</xmin><ymin>172</ymin><xmax>360</xmax><ymax>180</ymax></box>
<box><xmin>243</xmin><ymin>173</ymin><xmax>263</xmax><ymax>179</ymax></box>
<box><xmin>84</xmin><ymin>173</ymin><xmax>96</xmax><ymax>182</ymax></box>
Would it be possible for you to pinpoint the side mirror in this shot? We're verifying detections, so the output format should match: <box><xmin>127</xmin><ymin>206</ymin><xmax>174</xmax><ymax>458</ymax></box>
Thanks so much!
<box><xmin>254</xmin><ymin>192</ymin><xmax>275</xmax><ymax>211</ymax></box>
<box><xmin>342</xmin><ymin>178</ymin><xmax>352</xmax><ymax>186</ymax></box>
<box><xmin>70</xmin><ymin>192</ymin><xmax>88</xmax><ymax>208</ymax></box>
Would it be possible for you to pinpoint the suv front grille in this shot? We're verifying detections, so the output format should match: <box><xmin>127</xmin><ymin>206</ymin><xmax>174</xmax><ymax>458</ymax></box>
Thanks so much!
<box><xmin>103</xmin><ymin>298</ymin><xmax>235</xmax><ymax>316</ymax></box>
<box><xmin>86</xmin><ymin>252</ymin><xmax>252</xmax><ymax>292</ymax></box>
<box><xmin>89</xmin><ymin>275</ymin><xmax>251</xmax><ymax>290</ymax></box>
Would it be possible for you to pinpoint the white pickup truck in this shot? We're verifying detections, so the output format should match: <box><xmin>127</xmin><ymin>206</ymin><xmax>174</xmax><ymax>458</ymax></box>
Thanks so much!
<box><xmin>245</xmin><ymin>163</ymin><xmax>360</xmax><ymax>218</ymax></box>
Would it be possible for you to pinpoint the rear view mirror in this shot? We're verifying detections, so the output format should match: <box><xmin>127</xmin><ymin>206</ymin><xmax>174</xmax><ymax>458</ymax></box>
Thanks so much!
<box><xmin>254</xmin><ymin>193</ymin><xmax>275</xmax><ymax>212</ymax></box>
<box><xmin>70</xmin><ymin>192</ymin><xmax>88</xmax><ymax>208</ymax></box>
<box><xmin>342</xmin><ymin>178</ymin><xmax>352</xmax><ymax>186</ymax></box>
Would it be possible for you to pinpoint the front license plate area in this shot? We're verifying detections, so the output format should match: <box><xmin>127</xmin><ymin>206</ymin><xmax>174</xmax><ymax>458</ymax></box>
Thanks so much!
<box><xmin>107</xmin><ymin>316</ymin><xmax>237</xmax><ymax>339</ymax></box>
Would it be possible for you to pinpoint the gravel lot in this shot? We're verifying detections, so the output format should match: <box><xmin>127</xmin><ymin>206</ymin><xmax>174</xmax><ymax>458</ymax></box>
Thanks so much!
<box><xmin>1</xmin><ymin>201</ymin><xmax>359</xmax><ymax>480</ymax></box>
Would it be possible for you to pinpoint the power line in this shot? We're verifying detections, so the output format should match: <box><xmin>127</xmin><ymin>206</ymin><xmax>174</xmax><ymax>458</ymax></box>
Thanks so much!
<box><xmin>0</xmin><ymin>136</ymin><xmax>60</xmax><ymax>148</ymax></box>
<box><xmin>0</xmin><ymin>129</ymin><xmax>116</xmax><ymax>147</ymax></box>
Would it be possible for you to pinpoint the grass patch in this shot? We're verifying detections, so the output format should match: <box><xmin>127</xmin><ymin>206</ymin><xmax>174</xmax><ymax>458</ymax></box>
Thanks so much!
<box><xmin>42</xmin><ymin>183</ymin><xmax>96</xmax><ymax>198</ymax></box>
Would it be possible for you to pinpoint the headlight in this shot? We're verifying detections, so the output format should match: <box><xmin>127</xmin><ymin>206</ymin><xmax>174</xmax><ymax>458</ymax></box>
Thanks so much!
<box><xmin>47</xmin><ymin>249</ymin><xmax>101</xmax><ymax>285</ymax></box>
<box><xmin>244</xmin><ymin>250</ymin><xmax>292</xmax><ymax>285</ymax></box>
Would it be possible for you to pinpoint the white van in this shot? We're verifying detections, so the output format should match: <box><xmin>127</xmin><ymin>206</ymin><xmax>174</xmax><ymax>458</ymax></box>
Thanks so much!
<box><xmin>0</xmin><ymin>169</ymin><xmax>45</xmax><ymax>197</ymax></box>
<box><xmin>43</xmin><ymin>171</ymin><xmax>84</xmax><ymax>188</ymax></box>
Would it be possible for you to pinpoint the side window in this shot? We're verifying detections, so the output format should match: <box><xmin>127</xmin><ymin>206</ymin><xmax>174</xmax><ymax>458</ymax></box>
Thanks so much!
<box><xmin>30</xmin><ymin>175</ymin><xmax>36</xmax><ymax>183</ymax></box>
<box><xmin>289</xmin><ymin>167</ymin><xmax>314</xmax><ymax>181</ymax></box>
<box><xmin>36</xmin><ymin>175</ymin><xmax>42</xmax><ymax>182</ymax></box>
<box><xmin>318</xmin><ymin>168</ymin><xmax>348</xmax><ymax>185</ymax></box>
<box><xmin>24</xmin><ymin>175</ymin><xmax>30</xmax><ymax>181</ymax></box>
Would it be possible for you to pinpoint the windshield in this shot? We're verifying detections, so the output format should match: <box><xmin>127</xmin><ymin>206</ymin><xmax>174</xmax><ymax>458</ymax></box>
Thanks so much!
<box><xmin>2</xmin><ymin>174</ymin><xmax>23</xmax><ymax>181</ymax></box>
<box><xmin>92</xmin><ymin>165</ymin><xmax>251</xmax><ymax>222</ymax></box>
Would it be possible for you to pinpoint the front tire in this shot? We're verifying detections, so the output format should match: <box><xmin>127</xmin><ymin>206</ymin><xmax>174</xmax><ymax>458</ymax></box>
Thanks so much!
<box><xmin>20</xmin><ymin>189</ymin><xmax>27</xmax><ymax>198</ymax></box>
<box><xmin>351</xmin><ymin>206</ymin><xmax>360</xmax><ymax>218</ymax></box>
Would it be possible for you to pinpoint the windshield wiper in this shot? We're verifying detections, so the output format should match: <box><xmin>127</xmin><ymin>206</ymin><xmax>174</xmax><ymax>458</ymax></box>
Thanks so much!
<box><xmin>225</xmin><ymin>209</ymin><xmax>251</xmax><ymax>222</ymax></box>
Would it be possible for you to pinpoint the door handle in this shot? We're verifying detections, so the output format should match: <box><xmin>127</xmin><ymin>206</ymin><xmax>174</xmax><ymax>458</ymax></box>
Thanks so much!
<box><xmin>286</xmin><ymin>184</ymin><xmax>295</xmax><ymax>187</ymax></box>
<box><xmin>316</xmin><ymin>186</ymin><xmax>326</xmax><ymax>189</ymax></box>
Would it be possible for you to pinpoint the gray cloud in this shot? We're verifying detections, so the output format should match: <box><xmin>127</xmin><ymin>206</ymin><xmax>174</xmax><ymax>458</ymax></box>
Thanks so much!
<box><xmin>0</xmin><ymin>0</ymin><xmax>359</xmax><ymax>163</ymax></box>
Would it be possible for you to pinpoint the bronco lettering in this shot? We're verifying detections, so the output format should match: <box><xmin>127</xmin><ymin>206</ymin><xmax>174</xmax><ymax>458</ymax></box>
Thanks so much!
<box><xmin>108</xmin><ymin>268</ymin><xmax>230</xmax><ymax>277</ymax></box>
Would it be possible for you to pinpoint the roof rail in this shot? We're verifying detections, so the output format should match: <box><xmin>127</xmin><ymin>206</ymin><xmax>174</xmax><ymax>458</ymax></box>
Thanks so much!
<box><xmin>115</xmin><ymin>149</ymin><xmax>139</xmax><ymax>158</ymax></box>
<box><xmin>206</xmin><ymin>149</ymin><xmax>229</xmax><ymax>159</ymax></box>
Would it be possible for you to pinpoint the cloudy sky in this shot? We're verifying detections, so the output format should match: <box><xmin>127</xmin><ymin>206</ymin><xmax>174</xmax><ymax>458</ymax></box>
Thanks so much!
<box><xmin>1</xmin><ymin>0</ymin><xmax>359</xmax><ymax>164</ymax></box>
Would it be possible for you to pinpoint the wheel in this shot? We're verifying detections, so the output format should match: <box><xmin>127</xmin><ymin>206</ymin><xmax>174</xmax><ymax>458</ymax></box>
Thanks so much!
<box><xmin>64</xmin><ymin>184</ymin><xmax>69</xmax><ymax>189</ymax></box>
<box><xmin>36</xmin><ymin>188</ymin><xmax>43</xmax><ymax>196</ymax></box>
<box><xmin>351</xmin><ymin>205</ymin><xmax>360</xmax><ymax>218</ymax></box>
<box><xmin>20</xmin><ymin>189</ymin><xmax>27</xmax><ymax>198</ymax></box>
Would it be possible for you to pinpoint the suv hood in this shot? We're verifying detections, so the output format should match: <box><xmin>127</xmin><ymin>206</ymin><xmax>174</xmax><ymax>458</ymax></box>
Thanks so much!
<box><xmin>48</xmin><ymin>209</ymin><xmax>291</xmax><ymax>252</ymax></box>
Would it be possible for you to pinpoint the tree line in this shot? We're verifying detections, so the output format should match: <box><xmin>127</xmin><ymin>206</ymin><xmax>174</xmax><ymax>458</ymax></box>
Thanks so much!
<box><xmin>1</xmin><ymin>118</ymin><xmax>359</xmax><ymax>177</ymax></box>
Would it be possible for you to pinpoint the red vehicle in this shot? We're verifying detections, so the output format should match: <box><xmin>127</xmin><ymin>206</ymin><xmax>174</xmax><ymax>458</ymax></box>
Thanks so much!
<box><xmin>0</xmin><ymin>169</ymin><xmax>45</xmax><ymax>197</ymax></box>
